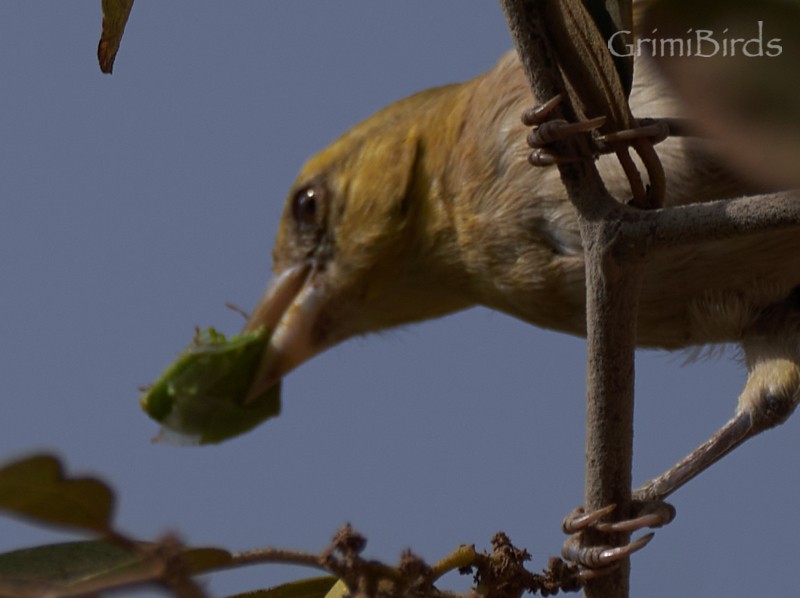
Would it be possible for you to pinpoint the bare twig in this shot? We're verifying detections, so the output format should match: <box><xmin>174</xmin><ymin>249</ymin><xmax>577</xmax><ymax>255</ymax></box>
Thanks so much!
<box><xmin>635</xmin><ymin>191</ymin><xmax>800</xmax><ymax>249</ymax></box>
<box><xmin>214</xmin><ymin>528</ymin><xmax>583</xmax><ymax>598</ymax></box>
<box><xmin>225</xmin><ymin>547</ymin><xmax>331</xmax><ymax>572</ymax></box>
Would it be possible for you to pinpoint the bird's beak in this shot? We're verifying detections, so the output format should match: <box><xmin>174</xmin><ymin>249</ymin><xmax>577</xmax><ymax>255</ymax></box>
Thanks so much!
<box><xmin>242</xmin><ymin>262</ymin><xmax>326</xmax><ymax>402</ymax></box>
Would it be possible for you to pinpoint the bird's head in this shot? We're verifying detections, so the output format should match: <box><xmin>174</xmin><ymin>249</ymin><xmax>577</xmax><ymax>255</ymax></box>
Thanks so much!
<box><xmin>243</xmin><ymin>87</ymin><xmax>474</xmax><ymax>398</ymax></box>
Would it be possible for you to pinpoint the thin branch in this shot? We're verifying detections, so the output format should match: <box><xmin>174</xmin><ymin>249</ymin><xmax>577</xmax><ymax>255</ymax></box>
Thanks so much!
<box><xmin>222</xmin><ymin>547</ymin><xmax>331</xmax><ymax>573</ymax></box>
<box><xmin>200</xmin><ymin>532</ymin><xmax>583</xmax><ymax>598</ymax></box>
<box><xmin>429</xmin><ymin>545</ymin><xmax>478</xmax><ymax>582</ymax></box>
<box><xmin>499</xmin><ymin>2</ymin><xmax>642</xmax><ymax>597</ymax></box>
<box><xmin>636</xmin><ymin>191</ymin><xmax>800</xmax><ymax>249</ymax></box>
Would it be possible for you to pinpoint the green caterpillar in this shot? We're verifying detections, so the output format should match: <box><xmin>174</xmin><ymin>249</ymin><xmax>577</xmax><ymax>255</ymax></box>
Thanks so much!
<box><xmin>140</xmin><ymin>327</ymin><xmax>281</xmax><ymax>445</ymax></box>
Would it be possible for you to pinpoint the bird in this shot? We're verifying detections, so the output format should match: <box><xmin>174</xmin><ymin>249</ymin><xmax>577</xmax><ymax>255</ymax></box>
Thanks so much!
<box><xmin>242</xmin><ymin>49</ymin><xmax>800</xmax><ymax>570</ymax></box>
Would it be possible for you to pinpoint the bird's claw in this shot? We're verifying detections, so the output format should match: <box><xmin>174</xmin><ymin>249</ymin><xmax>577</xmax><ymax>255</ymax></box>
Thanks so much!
<box><xmin>595</xmin><ymin>499</ymin><xmax>675</xmax><ymax>533</ymax></box>
<box><xmin>560</xmin><ymin>499</ymin><xmax>674</xmax><ymax>577</ymax></box>
<box><xmin>521</xmin><ymin>95</ymin><xmax>606</xmax><ymax>167</ymax></box>
<box><xmin>562</xmin><ymin>503</ymin><xmax>617</xmax><ymax>534</ymax></box>
<box><xmin>598</xmin><ymin>119</ymin><xmax>670</xmax><ymax>148</ymax></box>
<box><xmin>563</xmin><ymin>500</ymin><xmax>675</xmax><ymax>534</ymax></box>
<box><xmin>527</xmin><ymin>148</ymin><xmax>582</xmax><ymax>167</ymax></box>
<box><xmin>526</xmin><ymin>116</ymin><xmax>607</xmax><ymax>148</ymax></box>
<box><xmin>562</xmin><ymin>532</ymin><xmax>655</xmax><ymax>579</ymax></box>
<box><xmin>522</xmin><ymin>95</ymin><xmax>677</xmax><ymax>170</ymax></box>
<box><xmin>520</xmin><ymin>94</ymin><xmax>564</xmax><ymax>126</ymax></box>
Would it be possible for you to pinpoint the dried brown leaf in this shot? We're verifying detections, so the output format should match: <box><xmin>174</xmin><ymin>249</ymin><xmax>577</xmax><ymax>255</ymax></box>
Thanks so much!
<box><xmin>98</xmin><ymin>0</ymin><xmax>134</xmax><ymax>74</ymax></box>
<box><xmin>0</xmin><ymin>454</ymin><xmax>114</xmax><ymax>533</ymax></box>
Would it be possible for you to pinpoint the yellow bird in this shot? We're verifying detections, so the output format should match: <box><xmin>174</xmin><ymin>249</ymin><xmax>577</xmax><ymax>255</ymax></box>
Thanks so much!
<box><xmin>244</xmin><ymin>50</ymin><xmax>800</xmax><ymax>568</ymax></box>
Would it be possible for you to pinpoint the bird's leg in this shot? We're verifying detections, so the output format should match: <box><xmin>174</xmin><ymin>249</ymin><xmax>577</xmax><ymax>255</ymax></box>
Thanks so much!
<box><xmin>635</xmin><ymin>391</ymin><xmax>798</xmax><ymax>502</ymax></box>
<box><xmin>561</xmin><ymin>380</ymin><xmax>798</xmax><ymax>577</ymax></box>
<box><xmin>562</xmin><ymin>297</ymin><xmax>800</xmax><ymax>577</ymax></box>
<box><xmin>638</xmin><ymin>298</ymin><xmax>800</xmax><ymax>504</ymax></box>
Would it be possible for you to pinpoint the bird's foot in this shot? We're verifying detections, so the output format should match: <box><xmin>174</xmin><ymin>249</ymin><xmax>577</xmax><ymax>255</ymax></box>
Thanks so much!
<box><xmin>560</xmin><ymin>499</ymin><xmax>675</xmax><ymax>579</ymax></box>
<box><xmin>597</xmin><ymin>118</ymin><xmax>670</xmax><ymax>150</ymax></box>
<box><xmin>521</xmin><ymin>95</ymin><xmax>606</xmax><ymax>167</ymax></box>
<box><xmin>522</xmin><ymin>96</ymin><xmax>681</xmax><ymax>168</ymax></box>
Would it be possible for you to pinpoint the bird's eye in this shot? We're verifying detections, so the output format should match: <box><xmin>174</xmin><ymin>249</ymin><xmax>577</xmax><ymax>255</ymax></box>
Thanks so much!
<box><xmin>291</xmin><ymin>185</ymin><xmax>321</xmax><ymax>228</ymax></box>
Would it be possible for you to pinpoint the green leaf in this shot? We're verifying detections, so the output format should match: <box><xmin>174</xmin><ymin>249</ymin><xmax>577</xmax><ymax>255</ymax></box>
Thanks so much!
<box><xmin>98</xmin><ymin>0</ymin><xmax>135</xmax><ymax>74</ymax></box>
<box><xmin>0</xmin><ymin>541</ymin><xmax>147</xmax><ymax>596</ymax></box>
<box><xmin>225</xmin><ymin>576</ymin><xmax>340</xmax><ymax>598</ymax></box>
<box><xmin>0</xmin><ymin>541</ymin><xmax>235</xmax><ymax>596</ymax></box>
<box><xmin>0</xmin><ymin>455</ymin><xmax>113</xmax><ymax>533</ymax></box>
<box><xmin>141</xmin><ymin>327</ymin><xmax>282</xmax><ymax>444</ymax></box>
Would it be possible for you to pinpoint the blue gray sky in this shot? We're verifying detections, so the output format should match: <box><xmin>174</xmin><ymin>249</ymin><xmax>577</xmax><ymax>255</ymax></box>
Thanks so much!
<box><xmin>1</xmin><ymin>4</ymin><xmax>797</xmax><ymax>596</ymax></box>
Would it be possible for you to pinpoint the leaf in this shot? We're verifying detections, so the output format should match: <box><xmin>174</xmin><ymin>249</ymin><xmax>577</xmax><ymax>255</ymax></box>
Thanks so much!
<box><xmin>322</xmin><ymin>579</ymin><xmax>350</xmax><ymax>598</ymax></box>
<box><xmin>141</xmin><ymin>327</ymin><xmax>282</xmax><ymax>445</ymax></box>
<box><xmin>226</xmin><ymin>576</ymin><xmax>340</xmax><ymax>598</ymax></box>
<box><xmin>98</xmin><ymin>0</ymin><xmax>135</xmax><ymax>74</ymax></box>
<box><xmin>542</xmin><ymin>0</ymin><xmax>635</xmax><ymax>127</ymax></box>
<box><xmin>0</xmin><ymin>455</ymin><xmax>113</xmax><ymax>533</ymax></box>
<box><xmin>542</xmin><ymin>0</ymin><xmax>665</xmax><ymax>208</ymax></box>
<box><xmin>644</xmin><ymin>0</ymin><xmax>800</xmax><ymax>187</ymax></box>
<box><xmin>0</xmin><ymin>541</ymin><xmax>139</xmax><ymax>584</ymax></box>
<box><xmin>583</xmin><ymin>0</ymin><xmax>634</xmax><ymax>94</ymax></box>
<box><xmin>0</xmin><ymin>540</ymin><xmax>150</xmax><ymax>596</ymax></box>
<box><xmin>0</xmin><ymin>541</ymin><xmax>235</xmax><ymax>597</ymax></box>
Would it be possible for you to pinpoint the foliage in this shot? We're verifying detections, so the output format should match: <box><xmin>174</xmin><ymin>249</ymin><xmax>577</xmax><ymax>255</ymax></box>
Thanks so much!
<box><xmin>3</xmin><ymin>1</ymin><xmax>798</xmax><ymax>596</ymax></box>
<box><xmin>0</xmin><ymin>453</ymin><xmax>581</xmax><ymax>597</ymax></box>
